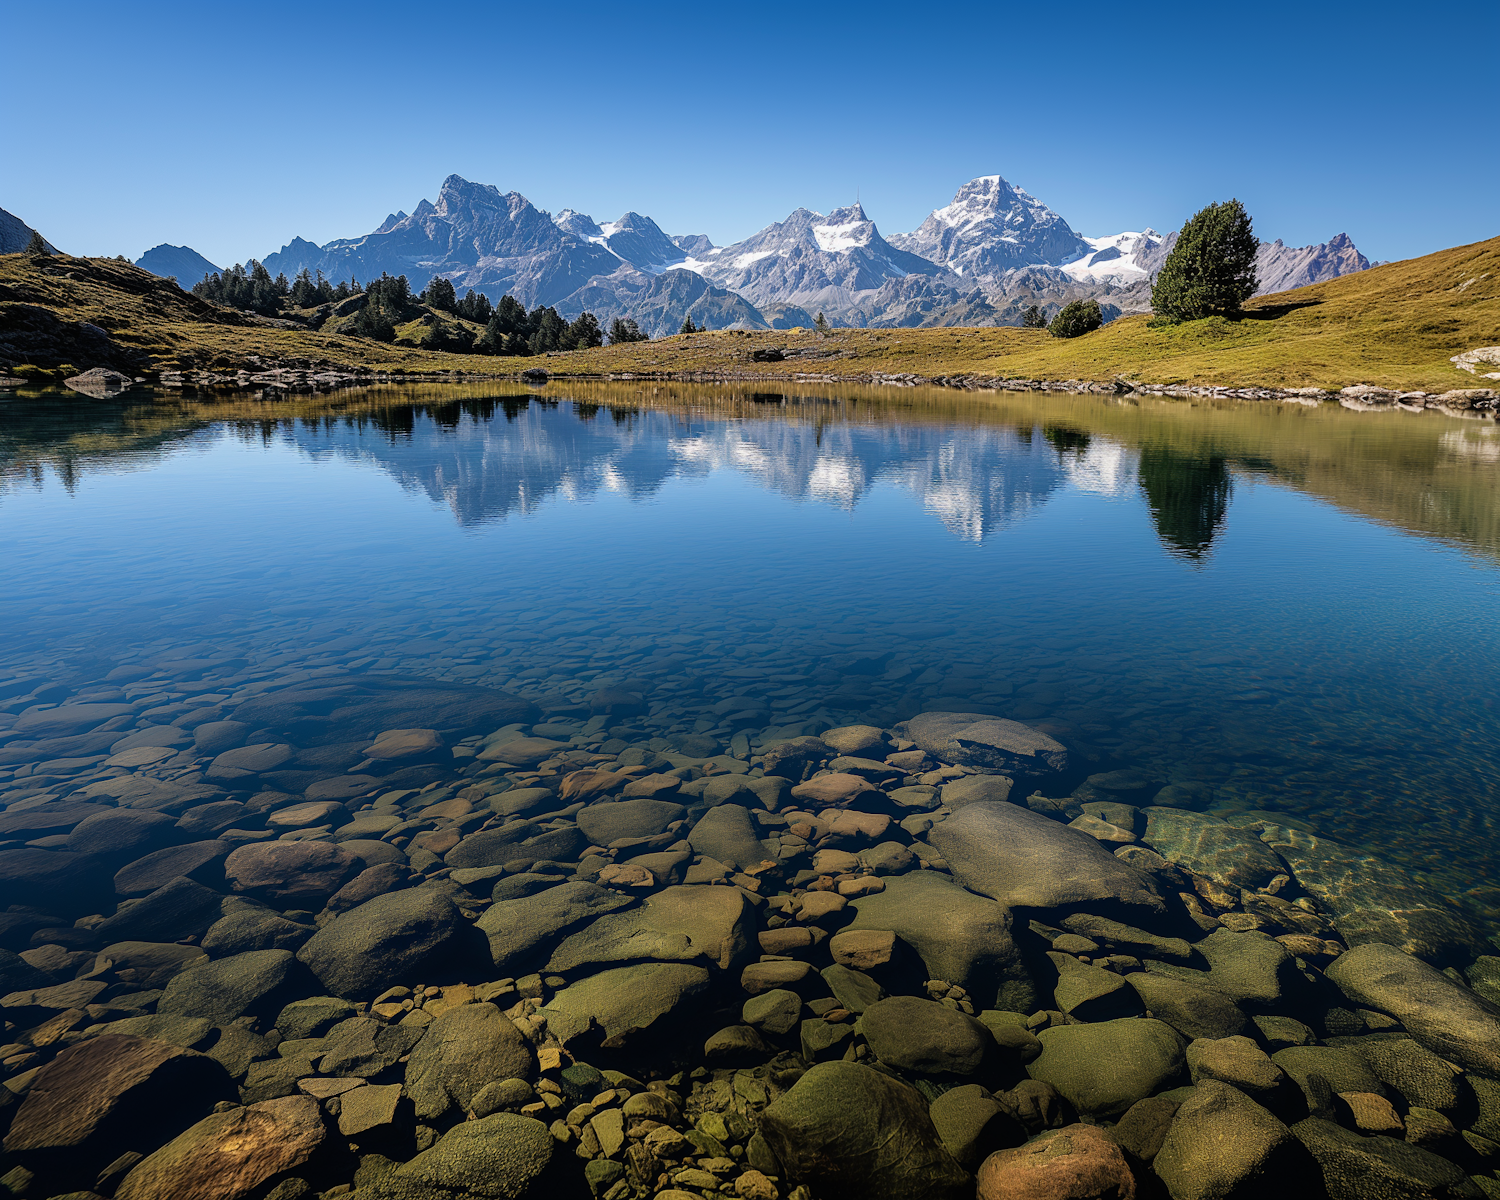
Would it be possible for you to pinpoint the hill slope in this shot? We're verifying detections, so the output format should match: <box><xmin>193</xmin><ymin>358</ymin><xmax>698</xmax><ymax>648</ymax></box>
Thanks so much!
<box><xmin>0</xmin><ymin>236</ymin><xmax>1494</xmax><ymax>392</ymax></box>
<box><xmin>541</xmin><ymin>235</ymin><xmax>1500</xmax><ymax>393</ymax></box>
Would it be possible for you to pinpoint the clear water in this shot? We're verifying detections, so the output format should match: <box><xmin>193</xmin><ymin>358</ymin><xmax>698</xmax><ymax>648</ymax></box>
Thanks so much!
<box><xmin>3</xmin><ymin>384</ymin><xmax>1499</xmax><ymax>924</ymax></box>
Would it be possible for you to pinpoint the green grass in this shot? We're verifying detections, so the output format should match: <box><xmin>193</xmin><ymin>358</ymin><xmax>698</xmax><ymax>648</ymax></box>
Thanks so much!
<box><xmin>543</xmin><ymin>236</ymin><xmax>1500</xmax><ymax>393</ymax></box>
<box><xmin>3</xmin><ymin>235</ymin><xmax>1498</xmax><ymax>391</ymax></box>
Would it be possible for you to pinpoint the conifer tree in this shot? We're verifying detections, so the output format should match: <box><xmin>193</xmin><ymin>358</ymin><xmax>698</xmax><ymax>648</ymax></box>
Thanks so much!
<box><xmin>1151</xmin><ymin>200</ymin><xmax>1259</xmax><ymax>322</ymax></box>
<box><xmin>680</xmin><ymin>315</ymin><xmax>698</xmax><ymax>335</ymax></box>
<box><xmin>24</xmin><ymin>231</ymin><xmax>49</xmax><ymax>257</ymax></box>
<box><xmin>814</xmin><ymin>312</ymin><xmax>830</xmax><ymax>332</ymax></box>
<box><xmin>1021</xmin><ymin>305</ymin><xmax>1047</xmax><ymax>329</ymax></box>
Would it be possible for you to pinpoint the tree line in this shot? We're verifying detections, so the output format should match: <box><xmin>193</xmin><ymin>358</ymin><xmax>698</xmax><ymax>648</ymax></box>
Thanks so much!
<box><xmin>191</xmin><ymin>262</ymin><xmax>648</xmax><ymax>354</ymax></box>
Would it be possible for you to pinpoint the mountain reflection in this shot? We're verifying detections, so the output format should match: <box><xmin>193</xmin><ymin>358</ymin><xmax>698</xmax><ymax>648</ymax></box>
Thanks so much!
<box><xmin>273</xmin><ymin>396</ymin><xmax>1142</xmax><ymax>541</ymax></box>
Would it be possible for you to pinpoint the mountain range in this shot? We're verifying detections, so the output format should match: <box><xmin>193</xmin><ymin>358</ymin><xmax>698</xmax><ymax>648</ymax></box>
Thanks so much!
<box><xmin>125</xmin><ymin>175</ymin><xmax>1376</xmax><ymax>335</ymax></box>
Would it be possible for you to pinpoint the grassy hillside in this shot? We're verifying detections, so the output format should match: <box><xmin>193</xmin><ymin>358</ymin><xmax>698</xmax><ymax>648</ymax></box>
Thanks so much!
<box><xmin>0</xmin><ymin>253</ymin><xmax>491</xmax><ymax>378</ymax></box>
<box><xmin>546</xmin><ymin>236</ymin><xmax>1500</xmax><ymax>393</ymax></box>
<box><xmin>2</xmin><ymin>235</ymin><xmax>1497</xmax><ymax>392</ymax></box>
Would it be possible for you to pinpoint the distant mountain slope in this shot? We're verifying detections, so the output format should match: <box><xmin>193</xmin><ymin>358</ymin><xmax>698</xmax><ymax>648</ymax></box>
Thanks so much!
<box><xmin>261</xmin><ymin>175</ymin><xmax>620</xmax><ymax>308</ymax></box>
<box><xmin>1131</xmin><ymin>229</ymin><xmax>1373</xmax><ymax>296</ymax></box>
<box><xmin>560</xmin><ymin>268</ymin><xmax>768</xmax><ymax>337</ymax></box>
<box><xmin>0</xmin><ymin>207</ymin><xmax>57</xmax><ymax>255</ymax></box>
<box><xmin>134</xmin><ymin>244</ymin><xmax>221</xmax><ymax>284</ymax></box>
<box><xmin>554</xmin><ymin>209</ymin><xmax>686</xmax><ymax>273</ymax></box>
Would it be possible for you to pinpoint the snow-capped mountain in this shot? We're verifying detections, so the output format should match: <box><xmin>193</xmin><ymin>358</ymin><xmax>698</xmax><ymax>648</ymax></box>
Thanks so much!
<box><xmin>553</xmin><ymin>209</ymin><xmax>686</xmax><ymax>273</ymax></box>
<box><xmin>677</xmin><ymin>203</ymin><xmax>954</xmax><ymax>324</ymax></box>
<box><xmin>1059</xmin><ymin>230</ymin><xmax>1164</xmax><ymax>285</ymax></box>
<box><xmin>888</xmin><ymin>176</ymin><xmax>1093</xmax><ymax>279</ymax></box>
<box><xmin>239</xmin><ymin>172</ymin><xmax>1376</xmax><ymax>334</ymax></box>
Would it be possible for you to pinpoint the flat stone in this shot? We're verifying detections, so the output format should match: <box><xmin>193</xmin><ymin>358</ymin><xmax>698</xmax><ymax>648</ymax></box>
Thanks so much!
<box><xmin>231</xmin><ymin>675</ymin><xmax>537</xmax><ymax>748</ymax></box>
<box><xmin>1259</xmin><ymin>824</ymin><xmax>1487</xmax><ymax>963</ymax></box>
<box><xmin>1327</xmin><ymin>942</ymin><xmax>1500</xmax><ymax>1078</ymax></box>
<box><xmin>759</xmin><ymin>1061</ymin><xmax>971</xmax><ymax>1200</ymax></box>
<box><xmin>577</xmin><ymin>798</ymin><xmax>685</xmax><ymax>844</ymax></box>
<box><xmin>297</xmin><ymin>889</ymin><xmax>468</xmax><ymax>1000</ymax></box>
<box><xmin>158</xmin><ymin>949</ymin><xmax>302</xmax><ymax>1024</ymax></box>
<box><xmin>930</xmin><ymin>801</ymin><xmax>1164</xmax><ymax>919</ymax></box>
<box><xmin>976</xmin><ymin>1123</ymin><xmax>1134</xmax><ymax>1200</ymax></box>
<box><xmin>365</xmin><ymin>728</ymin><xmax>444</xmax><ymax>760</ymax></box>
<box><xmin>1155</xmin><ymin>1080</ymin><xmax>1312</xmax><ymax>1200</ymax></box>
<box><xmin>897</xmin><ymin>712</ymin><xmax>1068</xmax><ymax>775</ymax></box>
<box><xmin>223</xmin><ymin>840</ymin><xmax>360</xmax><ymax>905</ymax></box>
<box><xmin>862</xmin><ymin>996</ymin><xmax>991</xmax><ymax>1076</ymax></box>
<box><xmin>940</xmin><ymin>775</ymin><xmax>1014</xmax><ymax>809</ymax></box>
<box><xmin>4</xmin><ymin>1033</ymin><xmax>234</xmax><ymax>1184</ymax></box>
<box><xmin>477</xmin><ymin>881</ymin><xmax>634</xmax><ymax>975</ymax></box>
<box><xmin>405</xmin><ymin>1002</ymin><xmax>533</xmax><ymax>1121</ymax></box>
<box><xmin>205</xmin><ymin>743</ymin><xmax>294</xmax><ymax>780</ymax></box>
<box><xmin>116</xmin><ymin>1094</ymin><xmax>327</xmax><ymax>1200</ymax></box>
<box><xmin>1142</xmin><ymin>808</ymin><xmax>1288</xmax><ymax>891</ymax></box>
<box><xmin>546</xmin><ymin>884</ymin><xmax>752</xmax><ymax>974</ymax></box>
<box><xmin>540</xmin><ymin>962</ymin><xmax>711</xmax><ymax>1046</ymax></box>
<box><xmin>13</xmin><ymin>704</ymin><xmax>135</xmax><ymax>739</ymax></box>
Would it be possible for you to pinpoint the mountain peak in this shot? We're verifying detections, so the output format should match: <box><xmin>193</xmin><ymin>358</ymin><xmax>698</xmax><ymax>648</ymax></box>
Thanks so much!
<box><xmin>889</xmin><ymin>174</ymin><xmax>1091</xmax><ymax>278</ymax></box>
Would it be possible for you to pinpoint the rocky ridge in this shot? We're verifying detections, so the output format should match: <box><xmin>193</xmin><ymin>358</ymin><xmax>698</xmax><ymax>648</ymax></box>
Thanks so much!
<box><xmin>0</xmin><ymin>664</ymin><xmax>1498</xmax><ymax>1200</ymax></box>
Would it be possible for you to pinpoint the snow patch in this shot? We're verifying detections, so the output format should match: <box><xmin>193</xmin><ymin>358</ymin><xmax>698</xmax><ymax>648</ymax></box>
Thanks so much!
<box><xmin>812</xmin><ymin>221</ymin><xmax>872</xmax><ymax>253</ymax></box>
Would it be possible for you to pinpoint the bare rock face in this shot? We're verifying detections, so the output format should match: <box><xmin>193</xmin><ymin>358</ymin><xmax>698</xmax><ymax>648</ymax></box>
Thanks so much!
<box><xmin>897</xmin><ymin>712</ymin><xmax>1068</xmax><ymax>776</ymax></box>
<box><xmin>4</xmin><ymin>1034</ymin><xmax>235</xmax><ymax>1187</ymax></box>
<box><xmin>115</xmin><ymin>1094</ymin><xmax>328</xmax><ymax>1200</ymax></box>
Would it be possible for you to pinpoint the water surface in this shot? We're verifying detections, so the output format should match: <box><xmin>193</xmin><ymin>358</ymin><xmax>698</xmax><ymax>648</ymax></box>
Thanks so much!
<box><xmin>3</xmin><ymin>383</ymin><xmax>1498</xmax><ymax>924</ymax></box>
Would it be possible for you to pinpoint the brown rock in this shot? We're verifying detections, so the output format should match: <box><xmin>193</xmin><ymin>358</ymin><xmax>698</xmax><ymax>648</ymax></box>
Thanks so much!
<box><xmin>364</xmin><ymin>728</ymin><xmax>444</xmax><ymax>760</ymax></box>
<box><xmin>1338</xmin><ymin>1091</ymin><xmax>1404</xmax><ymax>1136</ymax></box>
<box><xmin>976</xmin><ymin>1123</ymin><xmax>1136</xmax><ymax>1199</ymax></box>
<box><xmin>791</xmin><ymin>773</ymin><xmax>879</xmax><ymax>809</ymax></box>
<box><xmin>116</xmin><ymin>1094</ymin><xmax>327</xmax><ymax>1200</ymax></box>
<box><xmin>223</xmin><ymin>840</ymin><xmax>361</xmax><ymax>904</ymax></box>
<box><xmin>742</xmin><ymin>960</ymin><xmax>813</xmax><ymax>995</ymax></box>
<box><xmin>4</xmin><ymin>1034</ymin><xmax>234</xmax><ymax>1182</ymax></box>
<box><xmin>477</xmin><ymin>736</ymin><xmax>568</xmax><ymax>766</ymax></box>
<box><xmin>621</xmin><ymin>772</ymin><xmax>682</xmax><ymax>799</ymax></box>
<box><xmin>830</xmin><ymin>929</ymin><xmax>896</xmax><ymax>971</ymax></box>
<box><xmin>559</xmin><ymin>768</ymin><xmax>629</xmax><ymax>803</ymax></box>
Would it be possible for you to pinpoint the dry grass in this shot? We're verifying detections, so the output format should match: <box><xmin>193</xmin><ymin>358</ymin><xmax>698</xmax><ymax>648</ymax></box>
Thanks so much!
<box><xmin>3</xmin><ymin>235</ymin><xmax>1498</xmax><ymax>391</ymax></box>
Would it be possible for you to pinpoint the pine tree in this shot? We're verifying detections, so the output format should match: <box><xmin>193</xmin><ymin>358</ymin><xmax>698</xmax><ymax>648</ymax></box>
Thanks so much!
<box><xmin>24</xmin><ymin>231</ymin><xmax>49</xmax><ymax>257</ymax></box>
<box><xmin>568</xmin><ymin>312</ymin><xmax>603</xmax><ymax>349</ymax></box>
<box><xmin>608</xmin><ymin>317</ymin><xmax>648</xmax><ymax>344</ymax></box>
<box><xmin>814</xmin><ymin>312</ymin><xmax>830</xmax><ymax>332</ymax></box>
<box><xmin>679</xmin><ymin>315</ymin><xmax>698</xmax><ymax>335</ymax></box>
<box><xmin>1151</xmin><ymin>200</ymin><xmax>1259</xmax><ymax>322</ymax></box>
<box><xmin>1021</xmin><ymin>305</ymin><xmax>1047</xmax><ymax>329</ymax></box>
<box><xmin>423</xmin><ymin>277</ymin><xmax>457</xmax><ymax>313</ymax></box>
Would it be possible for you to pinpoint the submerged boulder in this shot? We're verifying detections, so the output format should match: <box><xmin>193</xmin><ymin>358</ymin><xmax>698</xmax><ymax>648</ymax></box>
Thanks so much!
<box><xmin>846</xmin><ymin>870</ymin><xmax>1037</xmax><ymax>1012</ymax></box>
<box><xmin>1326</xmin><ymin>942</ymin><xmax>1500</xmax><ymax>1078</ymax></box>
<box><xmin>897</xmin><ymin>712</ymin><xmax>1068</xmax><ymax>775</ymax></box>
<box><xmin>930</xmin><ymin>802</ymin><xmax>1164</xmax><ymax>920</ymax></box>
<box><xmin>759</xmin><ymin>1061</ymin><xmax>971</xmax><ymax>1200</ymax></box>
<box><xmin>1154</xmin><ymin>1080</ymin><xmax>1312</xmax><ymax>1200</ymax></box>
<box><xmin>1026</xmin><ymin>1018</ymin><xmax>1185</xmax><ymax>1118</ymax></box>
<box><xmin>297</xmin><ymin>889</ymin><xmax>470</xmax><ymax>1000</ymax></box>
<box><xmin>976</xmin><ymin>1124</ymin><xmax>1136</xmax><ymax>1200</ymax></box>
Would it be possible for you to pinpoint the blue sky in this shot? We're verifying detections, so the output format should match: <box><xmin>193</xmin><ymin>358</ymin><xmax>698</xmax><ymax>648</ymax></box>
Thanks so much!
<box><xmin>6</xmin><ymin>0</ymin><xmax>1496</xmax><ymax>268</ymax></box>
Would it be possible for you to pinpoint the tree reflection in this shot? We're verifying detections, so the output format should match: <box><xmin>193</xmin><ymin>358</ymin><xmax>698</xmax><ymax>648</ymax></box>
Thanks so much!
<box><xmin>1138</xmin><ymin>442</ymin><xmax>1232</xmax><ymax>561</ymax></box>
